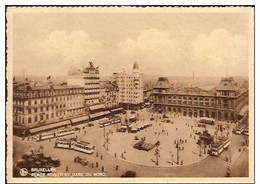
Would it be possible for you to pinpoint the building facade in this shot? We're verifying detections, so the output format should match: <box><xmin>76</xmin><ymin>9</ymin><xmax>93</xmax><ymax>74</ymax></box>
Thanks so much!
<box><xmin>68</xmin><ymin>62</ymin><xmax>100</xmax><ymax>106</ymax></box>
<box><xmin>153</xmin><ymin>77</ymin><xmax>248</xmax><ymax>121</ymax></box>
<box><xmin>100</xmin><ymin>81</ymin><xmax>119</xmax><ymax>109</ymax></box>
<box><xmin>113</xmin><ymin>62</ymin><xmax>144</xmax><ymax>110</ymax></box>
<box><xmin>13</xmin><ymin>82</ymin><xmax>85</xmax><ymax>127</ymax></box>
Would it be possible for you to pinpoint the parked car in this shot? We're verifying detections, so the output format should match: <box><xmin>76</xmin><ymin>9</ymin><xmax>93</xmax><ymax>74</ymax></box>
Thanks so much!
<box><xmin>150</xmin><ymin>117</ymin><xmax>154</xmax><ymax>121</ymax></box>
<box><xmin>121</xmin><ymin>171</ymin><xmax>136</xmax><ymax>177</ymax></box>
<box><xmin>163</xmin><ymin>114</ymin><xmax>169</xmax><ymax>118</ymax></box>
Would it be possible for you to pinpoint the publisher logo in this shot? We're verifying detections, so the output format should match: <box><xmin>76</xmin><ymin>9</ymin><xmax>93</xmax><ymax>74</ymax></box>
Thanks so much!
<box><xmin>20</xmin><ymin>168</ymin><xmax>28</xmax><ymax>176</ymax></box>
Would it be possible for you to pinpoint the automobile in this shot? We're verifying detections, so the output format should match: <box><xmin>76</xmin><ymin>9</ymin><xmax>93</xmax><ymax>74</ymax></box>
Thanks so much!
<box><xmin>74</xmin><ymin>127</ymin><xmax>81</xmax><ymax>131</ymax></box>
<box><xmin>131</xmin><ymin>111</ymin><xmax>136</xmax><ymax>114</ymax></box>
<box><xmin>121</xmin><ymin>171</ymin><xmax>136</xmax><ymax>177</ymax></box>
<box><xmin>134</xmin><ymin>136</ymin><xmax>139</xmax><ymax>140</ymax></box>
<box><xmin>87</xmin><ymin>123</ymin><xmax>94</xmax><ymax>127</ymax></box>
<box><xmin>166</xmin><ymin>119</ymin><xmax>171</xmax><ymax>123</ymax></box>
<box><xmin>163</xmin><ymin>114</ymin><xmax>169</xmax><ymax>118</ymax></box>
<box><xmin>150</xmin><ymin>117</ymin><xmax>154</xmax><ymax>121</ymax></box>
<box><xmin>161</xmin><ymin>119</ymin><xmax>165</xmax><ymax>122</ymax></box>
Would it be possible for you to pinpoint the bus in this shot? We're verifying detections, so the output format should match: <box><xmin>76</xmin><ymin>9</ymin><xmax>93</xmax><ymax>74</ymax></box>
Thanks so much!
<box><xmin>74</xmin><ymin>141</ymin><xmax>95</xmax><ymax>154</ymax></box>
<box><xmin>198</xmin><ymin>118</ymin><xmax>215</xmax><ymax>125</ymax></box>
<box><xmin>99</xmin><ymin>118</ymin><xmax>112</xmax><ymax>128</ymax></box>
<box><xmin>36</xmin><ymin>132</ymin><xmax>55</xmax><ymax>141</ymax></box>
<box><xmin>54</xmin><ymin>139</ymin><xmax>75</xmax><ymax>149</ymax></box>
<box><xmin>56</xmin><ymin>127</ymin><xmax>75</xmax><ymax>137</ymax></box>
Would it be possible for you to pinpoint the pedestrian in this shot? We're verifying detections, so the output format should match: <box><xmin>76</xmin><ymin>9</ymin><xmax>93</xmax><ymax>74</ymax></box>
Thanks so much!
<box><xmin>100</xmin><ymin>155</ymin><xmax>103</xmax><ymax>160</ymax></box>
<box><xmin>96</xmin><ymin>152</ymin><xmax>99</xmax><ymax>157</ymax></box>
<box><xmin>102</xmin><ymin>166</ymin><xmax>104</xmax><ymax>172</ymax></box>
<box><xmin>114</xmin><ymin>153</ymin><xmax>117</xmax><ymax>157</ymax></box>
<box><xmin>66</xmin><ymin>165</ymin><xmax>69</xmax><ymax>172</ymax></box>
<box><xmin>96</xmin><ymin>162</ymin><xmax>99</xmax><ymax>167</ymax></box>
<box><xmin>115</xmin><ymin>165</ymin><xmax>119</xmax><ymax>171</ymax></box>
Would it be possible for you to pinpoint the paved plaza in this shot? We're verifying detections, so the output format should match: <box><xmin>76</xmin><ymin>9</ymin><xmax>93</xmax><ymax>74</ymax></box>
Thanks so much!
<box><xmin>13</xmin><ymin>108</ymin><xmax>249</xmax><ymax>177</ymax></box>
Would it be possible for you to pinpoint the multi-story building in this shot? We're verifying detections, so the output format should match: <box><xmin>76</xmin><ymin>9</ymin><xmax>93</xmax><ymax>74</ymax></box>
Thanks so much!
<box><xmin>153</xmin><ymin>77</ymin><xmax>248</xmax><ymax>121</ymax></box>
<box><xmin>13</xmin><ymin>81</ymin><xmax>85</xmax><ymax>127</ymax></box>
<box><xmin>100</xmin><ymin>81</ymin><xmax>119</xmax><ymax>109</ymax></box>
<box><xmin>67</xmin><ymin>62</ymin><xmax>100</xmax><ymax>106</ymax></box>
<box><xmin>113</xmin><ymin>62</ymin><xmax>144</xmax><ymax>110</ymax></box>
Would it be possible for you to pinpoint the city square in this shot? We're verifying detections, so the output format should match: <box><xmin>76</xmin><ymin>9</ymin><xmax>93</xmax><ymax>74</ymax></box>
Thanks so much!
<box><xmin>13</xmin><ymin>108</ymin><xmax>249</xmax><ymax>177</ymax></box>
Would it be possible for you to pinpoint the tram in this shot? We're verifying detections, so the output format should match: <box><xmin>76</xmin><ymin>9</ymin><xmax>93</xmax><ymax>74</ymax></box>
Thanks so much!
<box><xmin>36</xmin><ymin>132</ymin><xmax>55</xmax><ymax>141</ymax></box>
<box><xmin>73</xmin><ymin>141</ymin><xmax>95</xmax><ymax>154</ymax></box>
<box><xmin>99</xmin><ymin>118</ymin><xmax>112</xmax><ymax>128</ymax></box>
<box><xmin>56</xmin><ymin>127</ymin><xmax>75</xmax><ymax>137</ymax></box>
<box><xmin>210</xmin><ymin>137</ymin><xmax>231</xmax><ymax>156</ymax></box>
<box><xmin>54</xmin><ymin>139</ymin><xmax>75</xmax><ymax>149</ymax></box>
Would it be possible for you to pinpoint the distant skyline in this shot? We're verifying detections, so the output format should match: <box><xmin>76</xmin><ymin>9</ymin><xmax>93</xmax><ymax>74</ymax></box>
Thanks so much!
<box><xmin>11</xmin><ymin>8</ymin><xmax>250</xmax><ymax>77</ymax></box>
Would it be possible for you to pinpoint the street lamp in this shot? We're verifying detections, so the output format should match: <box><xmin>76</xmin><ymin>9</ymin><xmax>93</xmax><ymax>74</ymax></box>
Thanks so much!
<box><xmin>154</xmin><ymin>144</ymin><xmax>160</xmax><ymax>165</ymax></box>
<box><xmin>175</xmin><ymin>140</ymin><xmax>180</xmax><ymax>165</ymax></box>
<box><xmin>105</xmin><ymin>132</ymin><xmax>110</xmax><ymax>151</ymax></box>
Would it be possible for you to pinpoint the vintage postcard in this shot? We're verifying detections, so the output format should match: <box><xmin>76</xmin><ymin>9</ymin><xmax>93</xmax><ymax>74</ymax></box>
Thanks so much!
<box><xmin>6</xmin><ymin>6</ymin><xmax>254</xmax><ymax>183</ymax></box>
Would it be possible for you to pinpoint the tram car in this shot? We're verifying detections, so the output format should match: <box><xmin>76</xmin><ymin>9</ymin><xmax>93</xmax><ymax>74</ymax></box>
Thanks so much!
<box><xmin>209</xmin><ymin>137</ymin><xmax>231</xmax><ymax>156</ymax></box>
<box><xmin>54</xmin><ymin>139</ymin><xmax>75</xmax><ymax>149</ymax></box>
<box><xmin>73</xmin><ymin>141</ymin><xmax>95</xmax><ymax>154</ymax></box>
<box><xmin>36</xmin><ymin>132</ymin><xmax>55</xmax><ymax>141</ymax></box>
<box><xmin>56</xmin><ymin>127</ymin><xmax>75</xmax><ymax>137</ymax></box>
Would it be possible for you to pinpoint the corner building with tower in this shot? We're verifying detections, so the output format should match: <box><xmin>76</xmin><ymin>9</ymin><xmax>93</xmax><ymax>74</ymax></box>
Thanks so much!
<box><xmin>113</xmin><ymin>62</ymin><xmax>144</xmax><ymax>110</ymax></box>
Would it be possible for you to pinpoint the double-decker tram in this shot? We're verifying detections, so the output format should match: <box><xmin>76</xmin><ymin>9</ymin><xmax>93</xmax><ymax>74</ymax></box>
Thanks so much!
<box><xmin>99</xmin><ymin>118</ymin><xmax>112</xmax><ymax>128</ymax></box>
<box><xmin>54</xmin><ymin>139</ymin><xmax>75</xmax><ymax>149</ymax></box>
<box><xmin>36</xmin><ymin>132</ymin><xmax>55</xmax><ymax>141</ymax></box>
<box><xmin>198</xmin><ymin>117</ymin><xmax>215</xmax><ymax>125</ymax></box>
<box><xmin>73</xmin><ymin>141</ymin><xmax>95</xmax><ymax>154</ymax></box>
<box><xmin>56</xmin><ymin>127</ymin><xmax>75</xmax><ymax>137</ymax></box>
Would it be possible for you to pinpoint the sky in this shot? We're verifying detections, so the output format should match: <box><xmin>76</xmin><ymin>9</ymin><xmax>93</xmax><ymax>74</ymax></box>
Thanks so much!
<box><xmin>11</xmin><ymin>9</ymin><xmax>250</xmax><ymax>77</ymax></box>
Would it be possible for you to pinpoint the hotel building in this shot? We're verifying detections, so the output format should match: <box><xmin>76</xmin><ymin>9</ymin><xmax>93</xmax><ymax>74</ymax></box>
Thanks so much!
<box><xmin>13</xmin><ymin>81</ymin><xmax>85</xmax><ymax>127</ymax></box>
<box><xmin>153</xmin><ymin>77</ymin><xmax>248</xmax><ymax>121</ymax></box>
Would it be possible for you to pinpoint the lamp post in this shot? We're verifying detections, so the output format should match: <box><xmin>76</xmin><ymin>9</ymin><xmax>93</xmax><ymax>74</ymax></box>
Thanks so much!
<box><xmin>176</xmin><ymin>140</ymin><xmax>180</xmax><ymax>165</ymax></box>
<box><xmin>154</xmin><ymin>144</ymin><xmax>160</xmax><ymax>165</ymax></box>
<box><xmin>105</xmin><ymin>132</ymin><xmax>110</xmax><ymax>151</ymax></box>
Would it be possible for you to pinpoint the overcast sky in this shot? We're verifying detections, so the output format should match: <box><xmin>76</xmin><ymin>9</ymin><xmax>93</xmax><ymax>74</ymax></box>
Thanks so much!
<box><xmin>11</xmin><ymin>10</ymin><xmax>250</xmax><ymax>77</ymax></box>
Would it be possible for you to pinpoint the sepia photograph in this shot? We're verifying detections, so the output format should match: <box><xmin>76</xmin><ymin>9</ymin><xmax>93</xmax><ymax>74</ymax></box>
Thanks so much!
<box><xmin>6</xmin><ymin>6</ymin><xmax>254</xmax><ymax>183</ymax></box>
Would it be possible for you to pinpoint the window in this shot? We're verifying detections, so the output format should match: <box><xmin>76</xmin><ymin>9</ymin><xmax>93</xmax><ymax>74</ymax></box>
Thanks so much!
<box><xmin>28</xmin><ymin>117</ymin><xmax>31</xmax><ymax>124</ymax></box>
<box><xmin>35</xmin><ymin>100</ymin><xmax>37</xmax><ymax>105</ymax></box>
<box><xmin>35</xmin><ymin>116</ymin><xmax>37</xmax><ymax>122</ymax></box>
<box><xmin>46</xmin><ymin>114</ymin><xmax>49</xmax><ymax>120</ymax></box>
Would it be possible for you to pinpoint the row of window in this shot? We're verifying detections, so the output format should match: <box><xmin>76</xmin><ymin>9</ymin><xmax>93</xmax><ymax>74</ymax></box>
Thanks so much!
<box><xmin>14</xmin><ymin>89</ymin><xmax>83</xmax><ymax>98</ymax></box>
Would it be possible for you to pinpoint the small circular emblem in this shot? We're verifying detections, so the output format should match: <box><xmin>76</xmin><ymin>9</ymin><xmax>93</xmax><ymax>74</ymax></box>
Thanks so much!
<box><xmin>20</xmin><ymin>168</ymin><xmax>28</xmax><ymax>176</ymax></box>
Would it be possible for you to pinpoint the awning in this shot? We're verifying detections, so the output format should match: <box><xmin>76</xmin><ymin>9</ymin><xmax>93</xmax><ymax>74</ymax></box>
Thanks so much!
<box><xmin>89</xmin><ymin>112</ymin><xmax>105</xmax><ymax>119</ymax></box>
<box><xmin>89</xmin><ymin>104</ymin><xmax>105</xmax><ymax>111</ymax></box>
<box><xmin>238</xmin><ymin>105</ymin><xmax>249</xmax><ymax>116</ymax></box>
<box><xmin>111</xmin><ymin>107</ymin><xmax>124</xmax><ymax>112</ymax></box>
<box><xmin>29</xmin><ymin>120</ymin><xmax>71</xmax><ymax>134</ymax></box>
<box><xmin>71</xmin><ymin>115</ymin><xmax>89</xmax><ymax>124</ymax></box>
